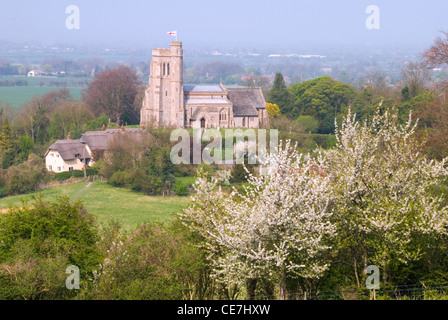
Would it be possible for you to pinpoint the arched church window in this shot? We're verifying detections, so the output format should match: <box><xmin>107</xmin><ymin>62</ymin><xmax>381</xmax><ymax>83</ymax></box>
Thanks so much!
<box><xmin>163</xmin><ymin>63</ymin><xmax>166</xmax><ymax>76</ymax></box>
<box><xmin>167</xmin><ymin>63</ymin><xmax>170</xmax><ymax>76</ymax></box>
<box><xmin>220</xmin><ymin>110</ymin><xmax>227</xmax><ymax>121</ymax></box>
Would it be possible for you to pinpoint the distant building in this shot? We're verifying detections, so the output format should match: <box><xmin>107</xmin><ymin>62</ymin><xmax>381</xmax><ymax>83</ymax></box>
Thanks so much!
<box><xmin>27</xmin><ymin>70</ymin><xmax>45</xmax><ymax>77</ymax></box>
<box><xmin>140</xmin><ymin>41</ymin><xmax>269</xmax><ymax>129</ymax></box>
<box><xmin>44</xmin><ymin>126</ymin><xmax>145</xmax><ymax>173</ymax></box>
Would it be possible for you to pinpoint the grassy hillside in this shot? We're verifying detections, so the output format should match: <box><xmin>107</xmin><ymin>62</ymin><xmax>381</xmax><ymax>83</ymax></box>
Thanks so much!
<box><xmin>0</xmin><ymin>181</ymin><xmax>190</xmax><ymax>232</ymax></box>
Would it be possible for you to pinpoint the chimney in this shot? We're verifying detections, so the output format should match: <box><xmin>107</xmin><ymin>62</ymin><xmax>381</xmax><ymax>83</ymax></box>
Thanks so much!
<box><xmin>102</xmin><ymin>124</ymin><xmax>106</xmax><ymax>132</ymax></box>
<box><xmin>121</xmin><ymin>124</ymin><xmax>125</xmax><ymax>133</ymax></box>
<box><xmin>67</xmin><ymin>132</ymin><xmax>72</xmax><ymax>140</ymax></box>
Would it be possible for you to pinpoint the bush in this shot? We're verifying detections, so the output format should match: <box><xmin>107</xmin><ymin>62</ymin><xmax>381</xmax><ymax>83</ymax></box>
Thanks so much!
<box><xmin>5</xmin><ymin>154</ymin><xmax>48</xmax><ymax>195</ymax></box>
<box><xmin>296</xmin><ymin>115</ymin><xmax>320</xmax><ymax>133</ymax></box>
<box><xmin>172</xmin><ymin>179</ymin><xmax>189</xmax><ymax>196</ymax></box>
<box><xmin>55</xmin><ymin>168</ymin><xmax>99</xmax><ymax>181</ymax></box>
<box><xmin>0</xmin><ymin>197</ymin><xmax>101</xmax><ymax>300</ymax></box>
<box><xmin>109</xmin><ymin>171</ymin><xmax>131</xmax><ymax>187</ymax></box>
<box><xmin>80</xmin><ymin>220</ymin><xmax>214</xmax><ymax>300</ymax></box>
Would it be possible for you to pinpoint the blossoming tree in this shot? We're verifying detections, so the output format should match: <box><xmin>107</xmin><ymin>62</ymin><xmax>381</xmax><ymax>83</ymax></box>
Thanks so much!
<box><xmin>327</xmin><ymin>108</ymin><xmax>448</xmax><ymax>282</ymax></box>
<box><xmin>180</xmin><ymin>142</ymin><xmax>336</xmax><ymax>300</ymax></box>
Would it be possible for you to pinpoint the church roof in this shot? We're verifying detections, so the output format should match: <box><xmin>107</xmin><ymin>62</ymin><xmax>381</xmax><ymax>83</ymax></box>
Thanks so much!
<box><xmin>80</xmin><ymin>128</ymin><xmax>144</xmax><ymax>151</ymax></box>
<box><xmin>45</xmin><ymin>140</ymin><xmax>90</xmax><ymax>161</ymax></box>
<box><xmin>227</xmin><ymin>89</ymin><xmax>266</xmax><ymax>117</ymax></box>
<box><xmin>184</xmin><ymin>85</ymin><xmax>224</xmax><ymax>92</ymax></box>
<box><xmin>185</xmin><ymin>98</ymin><xmax>230</xmax><ymax>105</ymax></box>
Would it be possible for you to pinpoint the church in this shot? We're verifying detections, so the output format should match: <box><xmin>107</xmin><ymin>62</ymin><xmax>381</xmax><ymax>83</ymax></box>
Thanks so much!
<box><xmin>140</xmin><ymin>41</ymin><xmax>268</xmax><ymax>129</ymax></box>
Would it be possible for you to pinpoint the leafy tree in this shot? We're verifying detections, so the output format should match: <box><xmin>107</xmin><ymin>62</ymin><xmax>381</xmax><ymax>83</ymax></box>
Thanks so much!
<box><xmin>267</xmin><ymin>73</ymin><xmax>294</xmax><ymax>115</ymax></box>
<box><xmin>48</xmin><ymin>101</ymin><xmax>94</xmax><ymax>140</ymax></box>
<box><xmin>288</xmin><ymin>76</ymin><xmax>356</xmax><ymax>134</ymax></box>
<box><xmin>14</xmin><ymin>89</ymin><xmax>72</xmax><ymax>144</ymax></box>
<box><xmin>18</xmin><ymin>135</ymin><xmax>34</xmax><ymax>161</ymax></box>
<box><xmin>83</xmin><ymin>65</ymin><xmax>141</xmax><ymax>124</ymax></box>
<box><xmin>266</xmin><ymin>103</ymin><xmax>281</xmax><ymax>118</ymax></box>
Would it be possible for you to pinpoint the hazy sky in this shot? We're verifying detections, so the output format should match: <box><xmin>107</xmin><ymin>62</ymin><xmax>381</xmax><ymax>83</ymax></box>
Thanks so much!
<box><xmin>1</xmin><ymin>0</ymin><xmax>448</xmax><ymax>50</ymax></box>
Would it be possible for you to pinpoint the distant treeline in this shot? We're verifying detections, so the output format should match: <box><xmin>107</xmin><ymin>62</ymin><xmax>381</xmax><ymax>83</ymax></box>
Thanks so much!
<box><xmin>0</xmin><ymin>80</ymin><xmax>28</xmax><ymax>87</ymax></box>
<box><xmin>0</xmin><ymin>65</ymin><xmax>19</xmax><ymax>75</ymax></box>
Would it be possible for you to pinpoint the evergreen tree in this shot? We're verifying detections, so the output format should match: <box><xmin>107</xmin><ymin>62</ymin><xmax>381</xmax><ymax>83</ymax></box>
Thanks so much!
<box><xmin>267</xmin><ymin>73</ymin><xmax>293</xmax><ymax>115</ymax></box>
<box><xmin>0</xmin><ymin>119</ymin><xmax>15</xmax><ymax>168</ymax></box>
<box><xmin>0</xmin><ymin>119</ymin><xmax>13</xmax><ymax>150</ymax></box>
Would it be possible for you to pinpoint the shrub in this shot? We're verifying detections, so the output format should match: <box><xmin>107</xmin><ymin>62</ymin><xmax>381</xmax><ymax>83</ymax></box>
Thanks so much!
<box><xmin>5</xmin><ymin>154</ymin><xmax>47</xmax><ymax>195</ymax></box>
<box><xmin>109</xmin><ymin>171</ymin><xmax>131</xmax><ymax>187</ymax></box>
<box><xmin>172</xmin><ymin>179</ymin><xmax>189</xmax><ymax>196</ymax></box>
<box><xmin>0</xmin><ymin>197</ymin><xmax>100</xmax><ymax>300</ymax></box>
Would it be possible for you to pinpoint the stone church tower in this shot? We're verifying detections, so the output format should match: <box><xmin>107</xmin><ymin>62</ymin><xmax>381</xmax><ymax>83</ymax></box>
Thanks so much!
<box><xmin>141</xmin><ymin>41</ymin><xmax>184</xmax><ymax>127</ymax></box>
<box><xmin>141</xmin><ymin>41</ymin><xmax>268</xmax><ymax>129</ymax></box>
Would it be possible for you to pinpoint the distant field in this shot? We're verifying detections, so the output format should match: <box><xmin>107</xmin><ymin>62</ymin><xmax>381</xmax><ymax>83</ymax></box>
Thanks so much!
<box><xmin>0</xmin><ymin>76</ymin><xmax>88</xmax><ymax>109</ymax></box>
<box><xmin>0</xmin><ymin>181</ymin><xmax>190</xmax><ymax>232</ymax></box>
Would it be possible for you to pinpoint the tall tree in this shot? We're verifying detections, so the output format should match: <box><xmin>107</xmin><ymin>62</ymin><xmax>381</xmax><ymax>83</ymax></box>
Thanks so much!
<box><xmin>83</xmin><ymin>65</ymin><xmax>140</xmax><ymax>125</ymax></box>
<box><xmin>267</xmin><ymin>73</ymin><xmax>293</xmax><ymax>116</ymax></box>
<box><xmin>400</xmin><ymin>61</ymin><xmax>431</xmax><ymax>101</ymax></box>
<box><xmin>0</xmin><ymin>119</ymin><xmax>15</xmax><ymax>168</ymax></box>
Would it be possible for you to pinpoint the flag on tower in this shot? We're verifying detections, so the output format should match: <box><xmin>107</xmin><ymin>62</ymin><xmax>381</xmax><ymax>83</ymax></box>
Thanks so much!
<box><xmin>167</xmin><ymin>31</ymin><xmax>178</xmax><ymax>41</ymax></box>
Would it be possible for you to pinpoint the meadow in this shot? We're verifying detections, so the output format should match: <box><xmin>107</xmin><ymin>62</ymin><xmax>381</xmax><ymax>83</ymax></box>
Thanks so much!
<box><xmin>0</xmin><ymin>180</ymin><xmax>191</xmax><ymax>232</ymax></box>
<box><xmin>0</xmin><ymin>75</ymin><xmax>87</xmax><ymax>109</ymax></box>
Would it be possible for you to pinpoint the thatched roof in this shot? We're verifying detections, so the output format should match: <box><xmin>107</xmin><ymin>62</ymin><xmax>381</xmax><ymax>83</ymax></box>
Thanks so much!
<box><xmin>45</xmin><ymin>140</ymin><xmax>90</xmax><ymax>161</ymax></box>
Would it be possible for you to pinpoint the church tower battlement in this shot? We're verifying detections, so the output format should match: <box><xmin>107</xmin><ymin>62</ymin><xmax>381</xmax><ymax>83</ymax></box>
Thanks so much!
<box><xmin>141</xmin><ymin>41</ymin><xmax>184</xmax><ymax>127</ymax></box>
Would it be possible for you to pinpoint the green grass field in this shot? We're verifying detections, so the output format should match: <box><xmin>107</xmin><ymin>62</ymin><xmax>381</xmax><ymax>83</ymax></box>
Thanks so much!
<box><xmin>0</xmin><ymin>87</ymin><xmax>83</xmax><ymax>109</ymax></box>
<box><xmin>0</xmin><ymin>76</ymin><xmax>87</xmax><ymax>109</ymax></box>
<box><xmin>0</xmin><ymin>181</ymin><xmax>191</xmax><ymax>232</ymax></box>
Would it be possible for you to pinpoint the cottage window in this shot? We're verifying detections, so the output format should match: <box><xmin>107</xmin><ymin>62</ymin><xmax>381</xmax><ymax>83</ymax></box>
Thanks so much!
<box><xmin>48</xmin><ymin>165</ymin><xmax>52</xmax><ymax>171</ymax></box>
<box><xmin>69</xmin><ymin>167</ymin><xmax>74</xmax><ymax>172</ymax></box>
<box><xmin>57</xmin><ymin>167</ymin><xmax>61</xmax><ymax>172</ymax></box>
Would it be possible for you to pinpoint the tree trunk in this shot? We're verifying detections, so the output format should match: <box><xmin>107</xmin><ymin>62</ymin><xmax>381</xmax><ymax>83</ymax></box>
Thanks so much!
<box><xmin>382</xmin><ymin>262</ymin><xmax>388</xmax><ymax>283</ymax></box>
<box><xmin>279</xmin><ymin>268</ymin><xmax>287</xmax><ymax>300</ymax></box>
<box><xmin>354</xmin><ymin>258</ymin><xmax>360</xmax><ymax>288</ymax></box>
<box><xmin>246</xmin><ymin>279</ymin><xmax>257</xmax><ymax>300</ymax></box>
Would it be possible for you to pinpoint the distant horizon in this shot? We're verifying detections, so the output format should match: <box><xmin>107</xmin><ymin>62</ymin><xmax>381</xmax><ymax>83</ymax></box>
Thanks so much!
<box><xmin>1</xmin><ymin>0</ymin><xmax>447</xmax><ymax>53</ymax></box>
